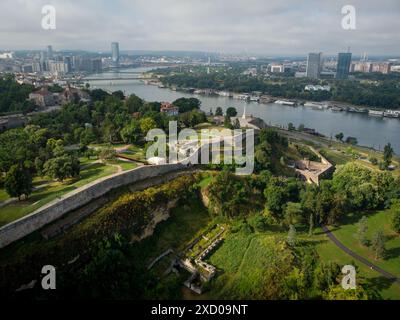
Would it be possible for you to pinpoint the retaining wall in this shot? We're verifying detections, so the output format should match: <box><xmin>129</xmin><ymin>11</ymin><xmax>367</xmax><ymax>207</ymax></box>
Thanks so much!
<box><xmin>0</xmin><ymin>163</ymin><xmax>186</xmax><ymax>249</ymax></box>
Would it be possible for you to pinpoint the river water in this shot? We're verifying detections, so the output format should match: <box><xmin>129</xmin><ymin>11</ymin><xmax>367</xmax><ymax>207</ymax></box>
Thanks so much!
<box><xmin>84</xmin><ymin>67</ymin><xmax>400</xmax><ymax>154</ymax></box>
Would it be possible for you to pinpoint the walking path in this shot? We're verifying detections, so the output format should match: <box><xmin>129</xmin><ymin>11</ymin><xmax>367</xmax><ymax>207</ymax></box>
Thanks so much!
<box><xmin>321</xmin><ymin>224</ymin><xmax>400</xmax><ymax>284</ymax></box>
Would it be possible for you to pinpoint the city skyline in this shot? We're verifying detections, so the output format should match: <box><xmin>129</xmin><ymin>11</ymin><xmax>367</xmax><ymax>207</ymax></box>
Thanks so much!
<box><xmin>0</xmin><ymin>0</ymin><xmax>399</xmax><ymax>55</ymax></box>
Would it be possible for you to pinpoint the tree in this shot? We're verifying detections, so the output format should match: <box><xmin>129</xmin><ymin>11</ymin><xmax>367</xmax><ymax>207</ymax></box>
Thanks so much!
<box><xmin>43</xmin><ymin>155</ymin><xmax>80</xmax><ymax>182</ymax></box>
<box><xmin>287</xmin><ymin>224</ymin><xmax>297</xmax><ymax>246</ymax></box>
<box><xmin>99</xmin><ymin>146</ymin><xmax>117</xmax><ymax>163</ymax></box>
<box><xmin>139</xmin><ymin>117</ymin><xmax>157</xmax><ymax>135</ymax></box>
<box><xmin>288</xmin><ymin>123</ymin><xmax>295</xmax><ymax>131</ymax></box>
<box><xmin>207</xmin><ymin>170</ymin><xmax>252</xmax><ymax>218</ymax></box>
<box><xmin>371</xmin><ymin>230</ymin><xmax>386</xmax><ymax>260</ymax></box>
<box><xmin>125</xmin><ymin>94</ymin><xmax>143</xmax><ymax>113</ymax></box>
<box><xmin>284</xmin><ymin>202</ymin><xmax>303</xmax><ymax>225</ymax></box>
<box><xmin>172</xmin><ymin>97</ymin><xmax>201</xmax><ymax>113</ymax></box>
<box><xmin>335</xmin><ymin>132</ymin><xmax>344</xmax><ymax>141</ymax></box>
<box><xmin>383</xmin><ymin>143</ymin><xmax>394</xmax><ymax>169</ymax></box>
<box><xmin>369</xmin><ymin>157</ymin><xmax>378</xmax><ymax>165</ymax></box>
<box><xmin>308</xmin><ymin>213</ymin><xmax>314</xmax><ymax>236</ymax></box>
<box><xmin>345</xmin><ymin>136</ymin><xmax>358</xmax><ymax>145</ymax></box>
<box><xmin>121</xmin><ymin>120</ymin><xmax>141</xmax><ymax>144</ymax></box>
<box><xmin>233</xmin><ymin>118</ymin><xmax>241</xmax><ymax>129</ymax></box>
<box><xmin>112</xmin><ymin>90</ymin><xmax>125</xmax><ymax>100</ymax></box>
<box><xmin>215</xmin><ymin>107</ymin><xmax>223</xmax><ymax>116</ymax></box>
<box><xmin>4</xmin><ymin>164</ymin><xmax>33</xmax><ymax>200</ymax></box>
<box><xmin>356</xmin><ymin>216</ymin><xmax>369</xmax><ymax>246</ymax></box>
<box><xmin>223</xmin><ymin>115</ymin><xmax>233</xmax><ymax>129</ymax></box>
<box><xmin>226</xmin><ymin>107</ymin><xmax>237</xmax><ymax>117</ymax></box>
<box><xmin>391</xmin><ymin>208</ymin><xmax>400</xmax><ymax>234</ymax></box>
<box><xmin>324</xmin><ymin>285</ymin><xmax>369</xmax><ymax>300</ymax></box>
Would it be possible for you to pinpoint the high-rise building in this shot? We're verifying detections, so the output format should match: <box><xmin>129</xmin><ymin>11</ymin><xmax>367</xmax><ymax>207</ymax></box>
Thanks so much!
<box><xmin>48</xmin><ymin>61</ymin><xmax>69</xmax><ymax>75</ymax></box>
<box><xmin>336</xmin><ymin>52</ymin><xmax>352</xmax><ymax>79</ymax></box>
<box><xmin>47</xmin><ymin>45</ymin><xmax>53</xmax><ymax>59</ymax></box>
<box><xmin>111</xmin><ymin>42</ymin><xmax>120</xmax><ymax>68</ymax></box>
<box><xmin>72</xmin><ymin>56</ymin><xmax>102</xmax><ymax>72</ymax></box>
<box><xmin>306</xmin><ymin>52</ymin><xmax>322</xmax><ymax>79</ymax></box>
<box><xmin>63</xmin><ymin>57</ymin><xmax>72</xmax><ymax>73</ymax></box>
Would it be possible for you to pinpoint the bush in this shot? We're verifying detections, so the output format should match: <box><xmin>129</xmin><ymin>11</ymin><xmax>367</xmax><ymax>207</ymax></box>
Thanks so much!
<box><xmin>251</xmin><ymin>214</ymin><xmax>268</xmax><ymax>232</ymax></box>
<box><xmin>369</xmin><ymin>157</ymin><xmax>378</xmax><ymax>165</ymax></box>
<box><xmin>392</xmin><ymin>209</ymin><xmax>400</xmax><ymax>234</ymax></box>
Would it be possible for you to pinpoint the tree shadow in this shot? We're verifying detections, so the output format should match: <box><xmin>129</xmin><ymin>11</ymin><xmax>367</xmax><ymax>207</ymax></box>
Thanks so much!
<box><xmin>385</xmin><ymin>246</ymin><xmax>400</xmax><ymax>260</ymax></box>
<box><xmin>364</xmin><ymin>276</ymin><xmax>396</xmax><ymax>293</ymax></box>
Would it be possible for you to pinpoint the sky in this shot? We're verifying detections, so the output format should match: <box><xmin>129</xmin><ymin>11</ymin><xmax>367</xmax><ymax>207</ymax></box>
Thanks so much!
<box><xmin>0</xmin><ymin>0</ymin><xmax>399</xmax><ymax>55</ymax></box>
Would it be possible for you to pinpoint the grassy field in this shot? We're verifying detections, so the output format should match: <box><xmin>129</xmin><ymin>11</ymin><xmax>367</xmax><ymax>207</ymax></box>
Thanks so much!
<box><xmin>0</xmin><ymin>163</ymin><xmax>118</xmax><ymax>227</ymax></box>
<box><xmin>328</xmin><ymin>209</ymin><xmax>400</xmax><ymax>277</ymax></box>
<box><xmin>313</xmin><ymin>227</ymin><xmax>400</xmax><ymax>300</ymax></box>
<box><xmin>205</xmin><ymin>232</ymin><xmax>277</xmax><ymax>299</ymax></box>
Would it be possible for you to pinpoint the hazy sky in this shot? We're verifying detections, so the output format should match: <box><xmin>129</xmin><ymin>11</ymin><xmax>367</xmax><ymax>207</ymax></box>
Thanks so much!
<box><xmin>0</xmin><ymin>0</ymin><xmax>399</xmax><ymax>55</ymax></box>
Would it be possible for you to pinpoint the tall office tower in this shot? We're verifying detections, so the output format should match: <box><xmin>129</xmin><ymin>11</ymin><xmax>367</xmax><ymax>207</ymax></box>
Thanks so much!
<box><xmin>306</xmin><ymin>52</ymin><xmax>322</xmax><ymax>79</ymax></box>
<box><xmin>63</xmin><ymin>56</ymin><xmax>72</xmax><ymax>73</ymax></box>
<box><xmin>336</xmin><ymin>52</ymin><xmax>352</xmax><ymax>79</ymax></box>
<box><xmin>40</xmin><ymin>51</ymin><xmax>47</xmax><ymax>71</ymax></box>
<box><xmin>111</xmin><ymin>42</ymin><xmax>120</xmax><ymax>68</ymax></box>
<box><xmin>47</xmin><ymin>45</ymin><xmax>53</xmax><ymax>59</ymax></box>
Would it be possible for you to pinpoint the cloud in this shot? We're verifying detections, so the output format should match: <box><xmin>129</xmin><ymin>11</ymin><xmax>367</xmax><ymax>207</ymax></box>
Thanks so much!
<box><xmin>0</xmin><ymin>0</ymin><xmax>399</xmax><ymax>55</ymax></box>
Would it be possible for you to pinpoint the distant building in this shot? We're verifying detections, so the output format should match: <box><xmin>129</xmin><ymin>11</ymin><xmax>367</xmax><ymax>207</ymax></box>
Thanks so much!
<box><xmin>371</xmin><ymin>62</ymin><xmax>392</xmax><ymax>74</ymax></box>
<box><xmin>48</xmin><ymin>60</ymin><xmax>69</xmax><ymax>75</ymax></box>
<box><xmin>160</xmin><ymin>102</ymin><xmax>179</xmax><ymax>116</ymax></box>
<box><xmin>0</xmin><ymin>52</ymin><xmax>14</xmax><ymax>59</ymax></box>
<box><xmin>0</xmin><ymin>114</ymin><xmax>27</xmax><ymax>132</ymax></box>
<box><xmin>111</xmin><ymin>42</ymin><xmax>120</xmax><ymax>68</ymax></box>
<box><xmin>351</xmin><ymin>61</ymin><xmax>392</xmax><ymax>74</ymax></box>
<box><xmin>64</xmin><ymin>57</ymin><xmax>72</xmax><ymax>73</ymax></box>
<box><xmin>21</xmin><ymin>65</ymin><xmax>34</xmax><ymax>73</ymax></box>
<box><xmin>29</xmin><ymin>88</ymin><xmax>55</xmax><ymax>107</ymax></box>
<box><xmin>306</xmin><ymin>52</ymin><xmax>322</xmax><ymax>79</ymax></box>
<box><xmin>270</xmin><ymin>64</ymin><xmax>284</xmax><ymax>73</ymax></box>
<box><xmin>391</xmin><ymin>65</ymin><xmax>400</xmax><ymax>73</ymax></box>
<box><xmin>305</xmin><ymin>85</ymin><xmax>331</xmax><ymax>91</ymax></box>
<box><xmin>336</xmin><ymin>52</ymin><xmax>352</xmax><ymax>79</ymax></box>
<box><xmin>47</xmin><ymin>45</ymin><xmax>53</xmax><ymax>59</ymax></box>
<box><xmin>72</xmin><ymin>57</ymin><xmax>102</xmax><ymax>72</ymax></box>
<box><xmin>60</xmin><ymin>86</ymin><xmax>91</xmax><ymax>105</ymax></box>
<box><xmin>243</xmin><ymin>67</ymin><xmax>257</xmax><ymax>76</ymax></box>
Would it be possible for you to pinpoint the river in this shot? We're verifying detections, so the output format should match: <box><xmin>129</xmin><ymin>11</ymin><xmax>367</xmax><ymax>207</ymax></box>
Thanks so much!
<box><xmin>84</xmin><ymin>67</ymin><xmax>400</xmax><ymax>154</ymax></box>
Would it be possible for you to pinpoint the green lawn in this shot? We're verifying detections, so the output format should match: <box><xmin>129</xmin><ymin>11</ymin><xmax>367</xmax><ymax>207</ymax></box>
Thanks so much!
<box><xmin>313</xmin><ymin>227</ymin><xmax>400</xmax><ymax>300</ymax></box>
<box><xmin>114</xmin><ymin>160</ymin><xmax>138</xmax><ymax>171</ymax></box>
<box><xmin>319</xmin><ymin>148</ymin><xmax>352</xmax><ymax>165</ymax></box>
<box><xmin>0</xmin><ymin>188</ymin><xmax>9</xmax><ymax>202</ymax></box>
<box><xmin>0</xmin><ymin>163</ymin><xmax>118</xmax><ymax>227</ymax></box>
<box><xmin>119</xmin><ymin>145</ymin><xmax>147</xmax><ymax>162</ymax></box>
<box><xmin>329</xmin><ymin>210</ymin><xmax>400</xmax><ymax>278</ymax></box>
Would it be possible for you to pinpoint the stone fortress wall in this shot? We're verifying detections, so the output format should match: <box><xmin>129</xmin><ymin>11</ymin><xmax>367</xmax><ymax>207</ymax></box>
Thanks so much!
<box><xmin>0</xmin><ymin>163</ymin><xmax>186</xmax><ymax>249</ymax></box>
<box><xmin>0</xmin><ymin>130</ymin><xmax>252</xmax><ymax>249</ymax></box>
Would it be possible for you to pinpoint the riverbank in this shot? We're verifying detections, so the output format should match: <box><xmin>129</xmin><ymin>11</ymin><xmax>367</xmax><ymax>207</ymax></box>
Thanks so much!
<box><xmin>83</xmin><ymin>68</ymin><xmax>400</xmax><ymax>154</ymax></box>
<box><xmin>143</xmin><ymin>75</ymin><xmax>400</xmax><ymax>120</ymax></box>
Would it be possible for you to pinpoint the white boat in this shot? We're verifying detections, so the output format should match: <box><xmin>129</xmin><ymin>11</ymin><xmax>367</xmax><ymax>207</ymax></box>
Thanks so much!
<box><xmin>250</xmin><ymin>96</ymin><xmax>260</xmax><ymax>102</ymax></box>
<box><xmin>383</xmin><ymin>110</ymin><xmax>400</xmax><ymax>118</ymax></box>
<box><xmin>235</xmin><ymin>94</ymin><xmax>250</xmax><ymax>101</ymax></box>
<box><xmin>304</xmin><ymin>102</ymin><xmax>325</xmax><ymax>110</ymax></box>
<box><xmin>369</xmin><ymin>110</ymin><xmax>384</xmax><ymax>116</ymax></box>
<box><xmin>275</xmin><ymin>100</ymin><xmax>295</xmax><ymax>106</ymax></box>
